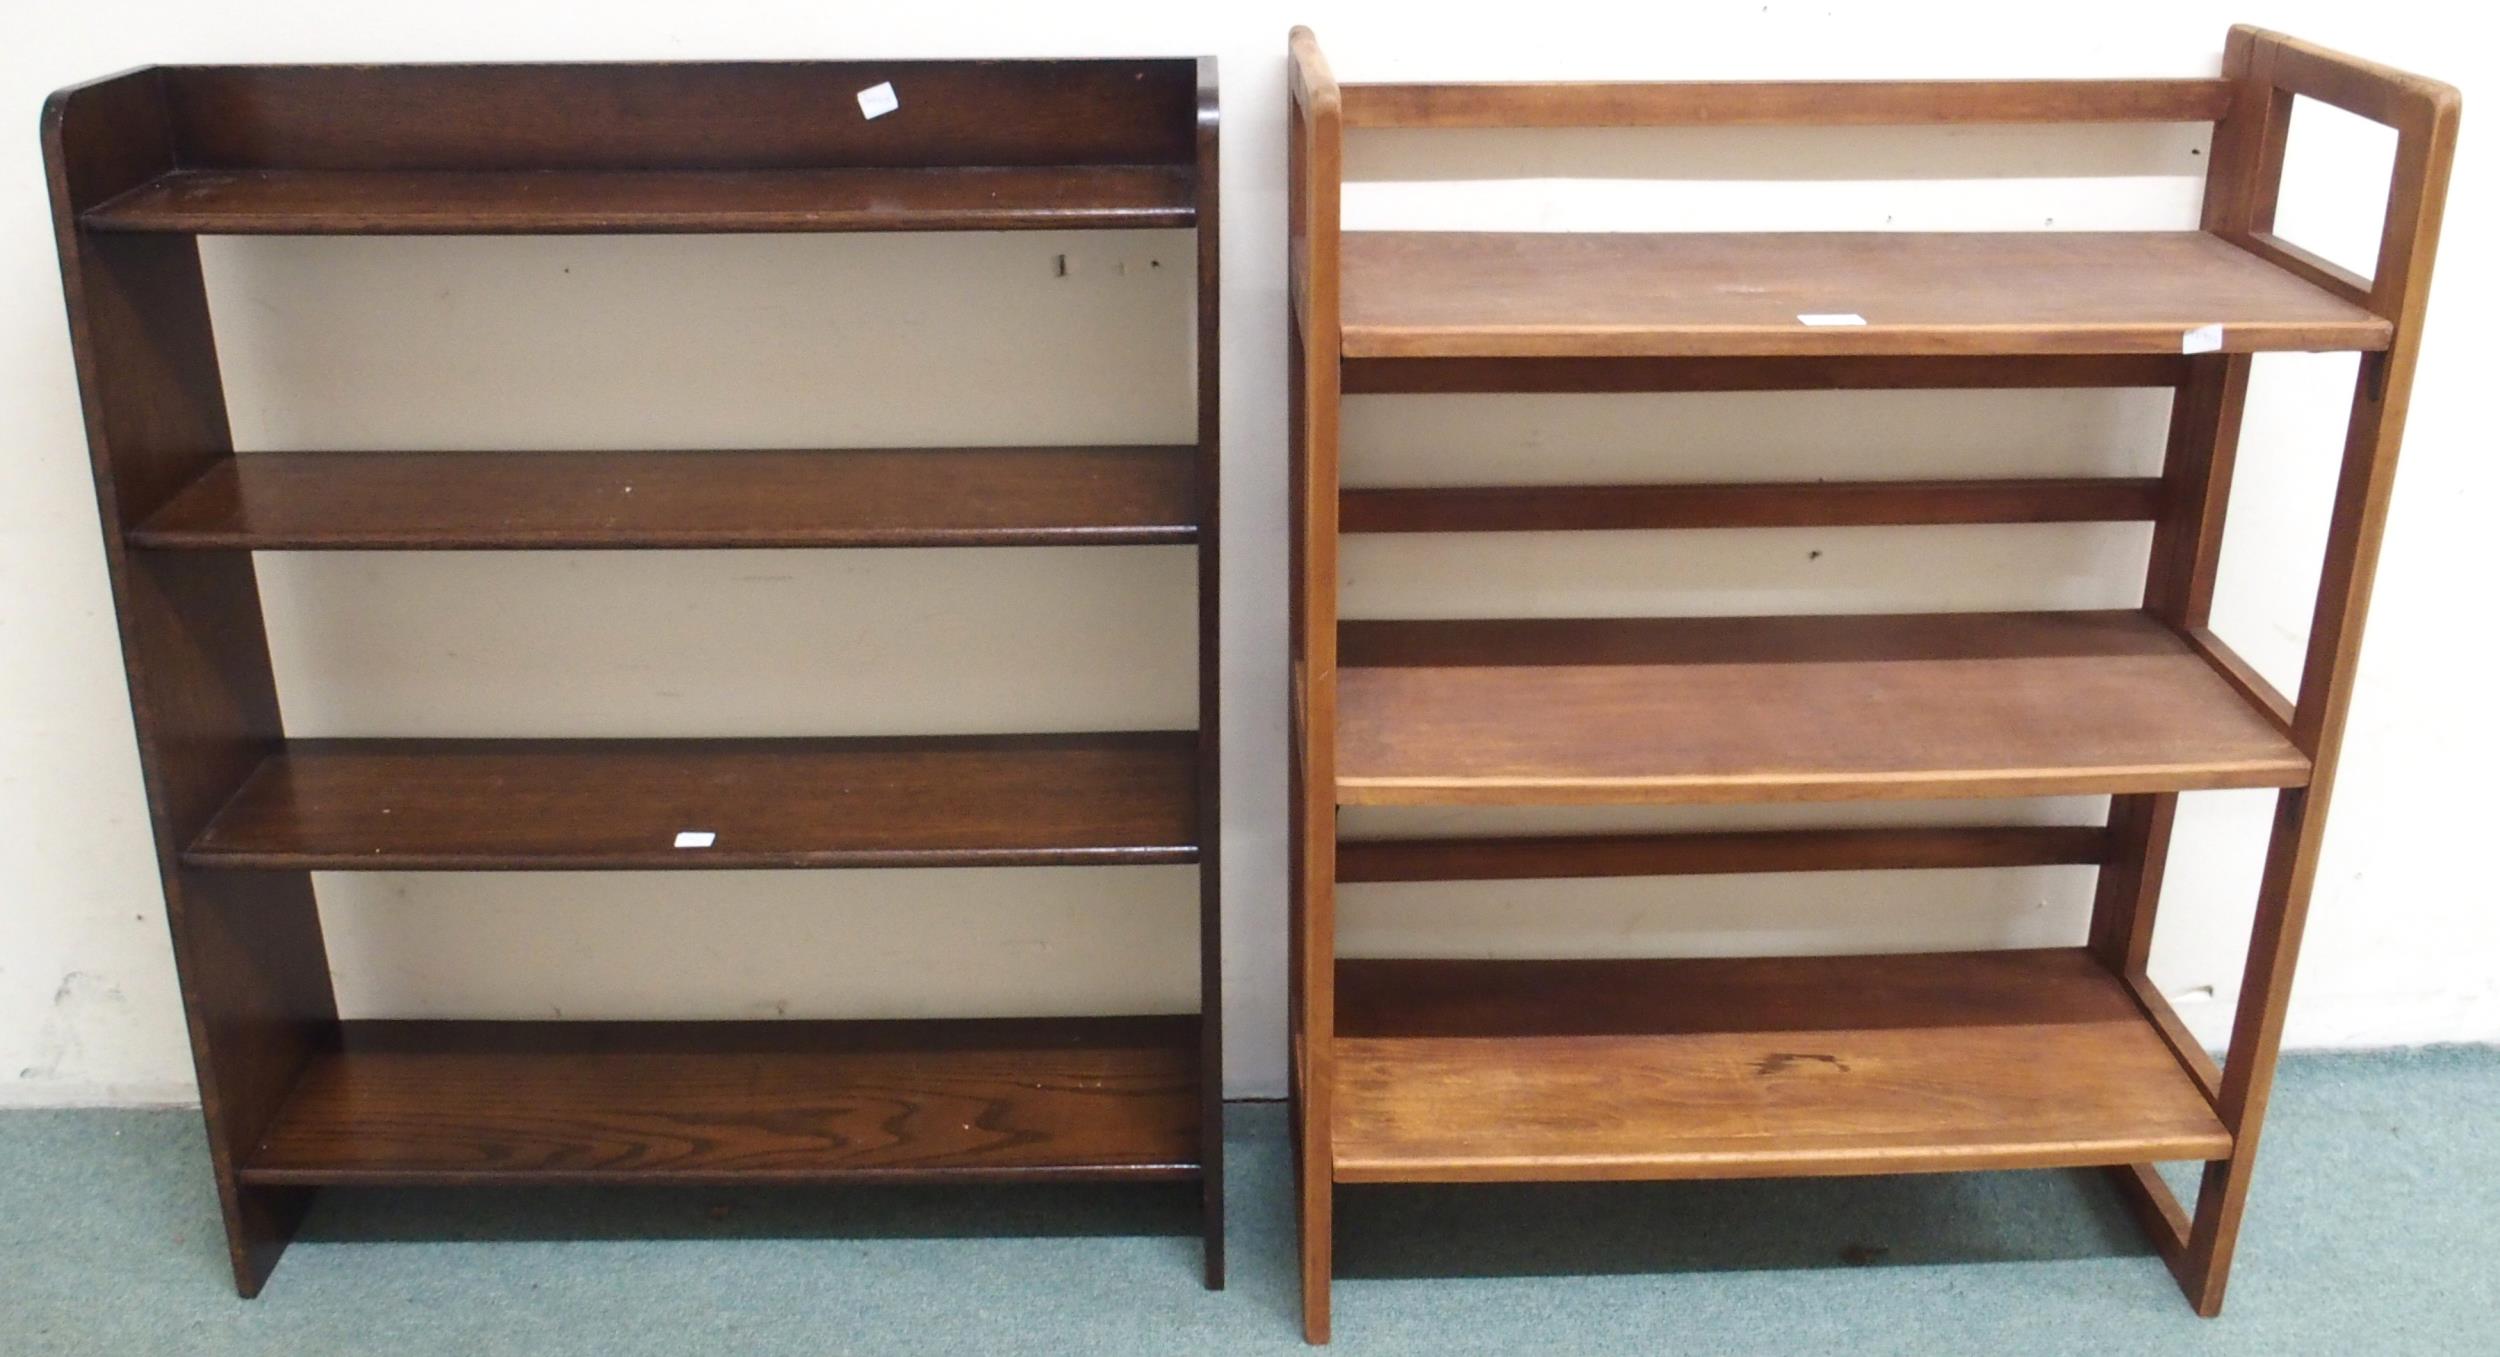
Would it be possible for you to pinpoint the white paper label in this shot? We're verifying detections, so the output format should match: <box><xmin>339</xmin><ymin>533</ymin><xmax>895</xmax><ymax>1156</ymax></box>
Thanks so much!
<box><xmin>2182</xmin><ymin>323</ymin><xmax>2225</xmax><ymax>354</ymax></box>
<box><xmin>673</xmin><ymin>831</ymin><xmax>717</xmax><ymax>849</ymax></box>
<box><xmin>1797</xmin><ymin>312</ymin><xmax>1868</xmax><ymax>327</ymax></box>
<box><xmin>856</xmin><ymin>82</ymin><xmax>899</xmax><ymax>120</ymax></box>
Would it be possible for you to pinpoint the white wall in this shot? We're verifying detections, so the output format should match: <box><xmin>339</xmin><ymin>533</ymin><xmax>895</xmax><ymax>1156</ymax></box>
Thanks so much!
<box><xmin>1</xmin><ymin>1</ymin><xmax>2491</xmax><ymax>1106</ymax></box>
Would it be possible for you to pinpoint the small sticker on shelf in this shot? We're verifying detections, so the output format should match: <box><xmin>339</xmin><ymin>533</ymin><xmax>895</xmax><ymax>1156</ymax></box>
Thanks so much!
<box><xmin>856</xmin><ymin>82</ymin><xmax>899</xmax><ymax>120</ymax></box>
<box><xmin>2182</xmin><ymin>323</ymin><xmax>2226</xmax><ymax>354</ymax></box>
<box><xmin>1797</xmin><ymin>313</ymin><xmax>1867</xmax><ymax>326</ymax></box>
<box><xmin>673</xmin><ymin>830</ymin><xmax>717</xmax><ymax>849</ymax></box>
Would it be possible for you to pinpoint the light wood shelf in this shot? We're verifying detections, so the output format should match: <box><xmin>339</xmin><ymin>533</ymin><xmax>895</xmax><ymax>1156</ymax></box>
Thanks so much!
<box><xmin>1334</xmin><ymin>611</ymin><xmax>2308</xmax><ymax>806</ymax></box>
<box><xmin>1333</xmin><ymin>949</ymin><xmax>2231</xmax><ymax>1182</ymax></box>
<box><xmin>1338</xmin><ymin>230</ymin><xmax>2390</xmax><ymax>360</ymax></box>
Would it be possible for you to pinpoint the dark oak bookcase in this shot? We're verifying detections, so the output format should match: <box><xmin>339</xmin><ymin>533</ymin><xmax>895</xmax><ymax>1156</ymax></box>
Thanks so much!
<box><xmin>43</xmin><ymin>56</ymin><xmax>1224</xmax><ymax>1294</ymax></box>
<box><xmin>1288</xmin><ymin>25</ymin><xmax>2453</xmax><ymax>1343</ymax></box>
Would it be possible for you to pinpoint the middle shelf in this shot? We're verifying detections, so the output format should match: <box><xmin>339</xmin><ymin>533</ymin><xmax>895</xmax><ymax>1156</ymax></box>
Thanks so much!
<box><xmin>185</xmin><ymin>733</ymin><xmax>1200</xmax><ymax>871</ymax></box>
<box><xmin>129</xmin><ymin>447</ymin><xmax>1201</xmax><ymax>551</ymax></box>
<box><xmin>1336</xmin><ymin>610</ymin><xmax>2308</xmax><ymax>806</ymax></box>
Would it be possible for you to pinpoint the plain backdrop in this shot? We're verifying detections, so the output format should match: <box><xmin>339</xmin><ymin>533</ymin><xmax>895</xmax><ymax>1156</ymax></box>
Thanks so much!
<box><xmin>1</xmin><ymin>1</ymin><xmax>2491</xmax><ymax>1104</ymax></box>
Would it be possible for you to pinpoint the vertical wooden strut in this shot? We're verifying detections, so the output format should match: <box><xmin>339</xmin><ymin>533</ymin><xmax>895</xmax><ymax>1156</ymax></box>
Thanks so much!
<box><xmin>1191</xmin><ymin>54</ymin><xmax>1228</xmax><ymax>1291</ymax></box>
<box><xmin>2099</xmin><ymin>25</ymin><xmax>2460</xmax><ymax>1316</ymax></box>
<box><xmin>42</xmin><ymin>69</ymin><xmax>340</xmax><ymax>1297</ymax></box>
<box><xmin>1287</xmin><ymin>26</ymin><xmax>1344</xmax><ymax>1346</ymax></box>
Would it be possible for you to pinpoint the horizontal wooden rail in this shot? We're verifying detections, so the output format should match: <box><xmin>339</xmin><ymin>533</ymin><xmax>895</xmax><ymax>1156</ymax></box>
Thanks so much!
<box><xmin>2226</xmin><ymin>232</ymin><xmax>2373</xmax><ymax>309</ymax></box>
<box><xmin>2182</xmin><ymin>625</ymin><xmax>2297</xmax><ymax>740</ymax></box>
<box><xmin>2264</xmin><ymin>30</ymin><xmax>2458</xmax><ymax>133</ymax></box>
<box><xmin>1339</xmin><ymin>79</ymin><xmax>2234</xmax><ymax>129</ymax></box>
<box><xmin>1336</xmin><ymin>825</ymin><xmax>2108</xmax><ymax>883</ymax></box>
<box><xmin>2120</xmin><ymin>968</ymin><xmax>2226</xmax><ymax>1106</ymax></box>
<box><xmin>1341</xmin><ymin>477</ymin><xmax>2163</xmax><ymax>533</ymax></box>
<box><xmin>1342</xmin><ymin>354</ymin><xmax>2192</xmax><ymax>394</ymax></box>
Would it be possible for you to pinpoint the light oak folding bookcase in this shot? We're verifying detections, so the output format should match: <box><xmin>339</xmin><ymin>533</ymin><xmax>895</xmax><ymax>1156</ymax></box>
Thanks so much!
<box><xmin>44</xmin><ymin>57</ymin><xmax>1223</xmax><ymax>1294</ymax></box>
<box><xmin>1287</xmin><ymin>24</ymin><xmax>2454</xmax><ymax>1343</ymax></box>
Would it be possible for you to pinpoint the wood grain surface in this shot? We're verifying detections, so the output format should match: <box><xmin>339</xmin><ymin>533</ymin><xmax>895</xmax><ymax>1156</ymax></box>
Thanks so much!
<box><xmin>187</xmin><ymin>734</ymin><xmax>1201</xmax><ymax>870</ymax></box>
<box><xmin>131</xmin><ymin>447</ymin><xmax>1199</xmax><ymax>549</ymax></box>
<box><xmin>244</xmin><ymin>1016</ymin><xmax>1202</xmax><ymax>1185</ymax></box>
<box><xmin>1336</xmin><ymin>611</ymin><xmax>2310</xmax><ymax>805</ymax></box>
<box><xmin>1339</xmin><ymin>232</ymin><xmax>2393</xmax><ymax>359</ymax></box>
<box><xmin>1334</xmin><ymin>949</ymin><xmax>2231</xmax><ymax>1181</ymax></box>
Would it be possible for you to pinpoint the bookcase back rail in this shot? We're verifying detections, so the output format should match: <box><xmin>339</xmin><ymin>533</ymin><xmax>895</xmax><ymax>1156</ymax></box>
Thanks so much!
<box><xmin>1338</xmin><ymin>825</ymin><xmax>2108</xmax><ymax>883</ymax></box>
<box><xmin>52</xmin><ymin>60</ymin><xmax>1199</xmax><ymax>216</ymax></box>
<box><xmin>1341</xmin><ymin>477</ymin><xmax>2163</xmax><ymax>534</ymax></box>
<box><xmin>1340</xmin><ymin>79</ymin><xmax>2233</xmax><ymax>129</ymax></box>
<box><xmin>1342</xmin><ymin>354</ymin><xmax>2193</xmax><ymax>394</ymax></box>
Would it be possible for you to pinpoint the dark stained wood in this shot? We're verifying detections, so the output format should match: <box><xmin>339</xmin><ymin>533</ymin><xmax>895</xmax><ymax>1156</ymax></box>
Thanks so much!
<box><xmin>1341</xmin><ymin>79</ymin><xmax>2235</xmax><ymax>128</ymax></box>
<box><xmin>1344</xmin><ymin>352</ymin><xmax>2190</xmax><ymax>394</ymax></box>
<box><xmin>187</xmin><ymin>734</ymin><xmax>1199</xmax><ymax>871</ymax></box>
<box><xmin>1336</xmin><ymin>611</ymin><xmax>2310</xmax><ymax>806</ymax></box>
<box><xmin>43</xmin><ymin>68</ymin><xmax>338</xmax><ymax>1299</ymax></box>
<box><xmin>1334</xmin><ymin>950</ymin><xmax>2231</xmax><ymax>1181</ymax></box>
<box><xmin>1336</xmin><ymin>825</ymin><xmax>2106</xmax><ymax>883</ymax></box>
<box><xmin>1189</xmin><ymin>55</ymin><xmax>1226</xmax><ymax>1291</ymax></box>
<box><xmin>130</xmin><ymin>447</ymin><xmax>1198</xmax><ymax>550</ymax></box>
<box><xmin>1339</xmin><ymin>232</ymin><xmax>2393</xmax><ymax>360</ymax></box>
<box><xmin>1340</xmin><ymin>477</ymin><xmax>2162</xmax><ymax>534</ymax></box>
<box><xmin>50</xmin><ymin>52</ymin><xmax>1226</xmax><ymax>1296</ymax></box>
<box><xmin>243</xmin><ymin>1016</ymin><xmax>1201</xmax><ymax>1185</ymax></box>
<box><xmin>157</xmin><ymin>61</ymin><xmax>1198</xmax><ymax>172</ymax></box>
<box><xmin>84</xmin><ymin>166</ymin><xmax>1196</xmax><ymax>235</ymax></box>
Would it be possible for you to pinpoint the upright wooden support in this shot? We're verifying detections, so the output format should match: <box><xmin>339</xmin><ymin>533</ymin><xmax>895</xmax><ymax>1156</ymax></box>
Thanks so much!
<box><xmin>43</xmin><ymin>68</ymin><xmax>340</xmax><ymax>1297</ymax></box>
<box><xmin>2099</xmin><ymin>25</ymin><xmax>2460</xmax><ymax>1316</ymax></box>
<box><xmin>1191</xmin><ymin>57</ymin><xmax>1227</xmax><ymax>1291</ymax></box>
<box><xmin>1287</xmin><ymin>26</ymin><xmax>1343</xmax><ymax>1346</ymax></box>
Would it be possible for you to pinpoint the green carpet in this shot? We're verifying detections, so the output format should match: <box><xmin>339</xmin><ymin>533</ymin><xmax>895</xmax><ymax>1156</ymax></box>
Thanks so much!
<box><xmin>4</xmin><ymin>1047</ymin><xmax>2493</xmax><ymax>1354</ymax></box>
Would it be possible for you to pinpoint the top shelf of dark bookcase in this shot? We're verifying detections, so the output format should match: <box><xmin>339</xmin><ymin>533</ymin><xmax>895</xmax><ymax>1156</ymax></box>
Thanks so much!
<box><xmin>49</xmin><ymin>58</ymin><xmax>1211</xmax><ymax>236</ymax></box>
<box><xmin>81</xmin><ymin>166</ymin><xmax>1196</xmax><ymax>234</ymax></box>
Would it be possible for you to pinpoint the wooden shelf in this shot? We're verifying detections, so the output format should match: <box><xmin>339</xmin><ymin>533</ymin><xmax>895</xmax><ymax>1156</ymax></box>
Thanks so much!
<box><xmin>81</xmin><ymin>166</ymin><xmax>1197</xmax><ymax>235</ymax></box>
<box><xmin>186</xmin><ymin>734</ymin><xmax>1199</xmax><ymax>870</ymax></box>
<box><xmin>1336</xmin><ymin>610</ymin><xmax>2308</xmax><ymax>806</ymax></box>
<box><xmin>129</xmin><ymin>448</ymin><xmax>1200</xmax><ymax>550</ymax></box>
<box><xmin>241</xmin><ymin>1016</ymin><xmax>1201</xmax><ymax>1185</ymax></box>
<box><xmin>1338</xmin><ymin>231</ymin><xmax>2392</xmax><ymax>359</ymax></box>
<box><xmin>1333</xmin><ymin>948</ymin><xmax>2230</xmax><ymax>1183</ymax></box>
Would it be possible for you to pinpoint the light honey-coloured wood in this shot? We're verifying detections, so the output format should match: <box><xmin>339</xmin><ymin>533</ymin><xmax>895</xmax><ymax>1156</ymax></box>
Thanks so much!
<box><xmin>1286</xmin><ymin>22</ymin><xmax>2452</xmax><ymax>1341</ymax></box>
<box><xmin>1340</xmin><ymin>78</ymin><xmax>2235</xmax><ymax>129</ymax></box>
<box><xmin>1340</xmin><ymin>231</ymin><xmax>2392</xmax><ymax>360</ymax></box>
<box><xmin>1333</xmin><ymin>950</ymin><xmax>2231</xmax><ymax>1182</ymax></box>
<box><xmin>1335</xmin><ymin>612</ymin><xmax>2309</xmax><ymax>806</ymax></box>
